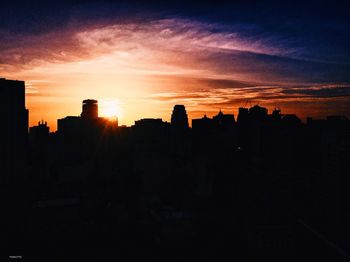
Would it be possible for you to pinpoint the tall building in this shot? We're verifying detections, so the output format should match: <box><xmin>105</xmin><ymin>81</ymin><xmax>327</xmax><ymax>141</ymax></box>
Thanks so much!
<box><xmin>57</xmin><ymin>99</ymin><xmax>117</xmax><ymax>174</ymax></box>
<box><xmin>171</xmin><ymin>105</ymin><xmax>189</xmax><ymax>129</ymax></box>
<box><xmin>237</xmin><ymin>107</ymin><xmax>249</xmax><ymax>125</ymax></box>
<box><xmin>249</xmin><ymin>105</ymin><xmax>268</xmax><ymax>120</ymax></box>
<box><xmin>0</xmin><ymin>78</ymin><xmax>28</xmax><ymax>190</ymax></box>
<box><xmin>81</xmin><ymin>99</ymin><xmax>98</xmax><ymax>119</ymax></box>
<box><xmin>28</xmin><ymin>120</ymin><xmax>50</xmax><ymax>191</ymax></box>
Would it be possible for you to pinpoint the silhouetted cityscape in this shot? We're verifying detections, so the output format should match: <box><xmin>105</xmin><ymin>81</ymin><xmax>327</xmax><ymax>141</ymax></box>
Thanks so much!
<box><xmin>1</xmin><ymin>77</ymin><xmax>350</xmax><ymax>261</ymax></box>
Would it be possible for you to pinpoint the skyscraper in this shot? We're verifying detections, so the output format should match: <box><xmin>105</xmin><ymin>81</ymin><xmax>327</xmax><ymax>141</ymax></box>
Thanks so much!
<box><xmin>0</xmin><ymin>78</ymin><xmax>28</xmax><ymax>190</ymax></box>
<box><xmin>171</xmin><ymin>105</ymin><xmax>189</xmax><ymax>129</ymax></box>
<box><xmin>81</xmin><ymin>99</ymin><xmax>98</xmax><ymax>119</ymax></box>
<box><xmin>237</xmin><ymin>107</ymin><xmax>249</xmax><ymax>125</ymax></box>
<box><xmin>249</xmin><ymin>105</ymin><xmax>268</xmax><ymax>121</ymax></box>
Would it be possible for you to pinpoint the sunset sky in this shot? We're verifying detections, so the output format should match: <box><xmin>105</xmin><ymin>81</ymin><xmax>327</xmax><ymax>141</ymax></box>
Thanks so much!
<box><xmin>1</xmin><ymin>1</ymin><xmax>350</xmax><ymax>130</ymax></box>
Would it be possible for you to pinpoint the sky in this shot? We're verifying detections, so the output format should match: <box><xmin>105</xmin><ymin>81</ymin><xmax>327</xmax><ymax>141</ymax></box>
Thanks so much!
<box><xmin>1</xmin><ymin>0</ymin><xmax>350</xmax><ymax>130</ymax></box>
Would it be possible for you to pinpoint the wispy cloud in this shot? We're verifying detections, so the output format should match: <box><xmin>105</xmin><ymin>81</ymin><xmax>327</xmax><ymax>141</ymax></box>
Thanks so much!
<box><xmin>1</xmin><ymin>16</ymin><xmax>349</xmax><ymax>129</ymax></box>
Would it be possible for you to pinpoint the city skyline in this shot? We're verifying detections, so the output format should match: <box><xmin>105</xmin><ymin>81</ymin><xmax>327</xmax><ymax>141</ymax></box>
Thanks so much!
<box><xmin>1</xmin><ymin>54</ymin><xmax>350</xmax><ymax>261</ymax></box>
<box><xmin>4</xmin><ymin>75</ymin><xmax>346</xmax><ymax>132</ymax></box>
<box><xmin>1</xmin><ymin>1</ymin><xmax>350</xmax><ymax>131</ymax></box>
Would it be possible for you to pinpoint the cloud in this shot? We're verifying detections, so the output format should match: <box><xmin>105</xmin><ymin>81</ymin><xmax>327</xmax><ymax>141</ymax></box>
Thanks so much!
<box><xmin>1</xmin><ymin>14</ymin><xmax>350</xmax><ymax>128</ymax></box>
<box><xmin>148</xmin><ymin>76</ymin><xmax>350</xmax><ymax>119</ymax></box>
<box><xmin>281</xmin><ymin>85</ymin><xmax>350</xmax><ymax>98</ymax></box>
<box><xmin>2</xmin><ymin>17</ymin><xmax>350</xmax><ymax>86</ymax></box>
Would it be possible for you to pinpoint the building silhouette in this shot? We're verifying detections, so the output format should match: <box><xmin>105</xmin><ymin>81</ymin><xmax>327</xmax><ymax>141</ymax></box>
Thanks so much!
<box><xmin>2</xmin><ymin>83</ymin><xmax>350</xmax><ymax>261</ymax></box>
<box><xmin>171</xmin><ymin>104</ymin><xmax>189</xmax><ymax>129</ymax></box>
<box><xmin>213</xmin><ymin>110</ymin><xmax>235</xmax><ymax>127</ymax></box>
<box><xmin>56</xmin><ymin>99</ymin><xmax>117</xmax><ymax>187</ymax></box>
<box><xmin>237</xmin><ymin>107</ymin><xmax>249</xmax><ymax>125</ymax></box>
<box><xmin>0</xmin><ymin>78</ymin><xmax>29</xmax><ymax>256</ymax></box>
<box><xmin>192</xmin><ymin>114</ymin><xmax>213</xmax><ymax>132</ymax></box>
<box><xmin>249</xmin><ymin>104</ymin><xmax>268</xmax><ymax>121</ymax></box>
<box><xmin>81</xmin><ymin>99</ymin><xmax>98</xmax><ymax>119</ymax></box>
<box><xmin>0</xmin><ymin>78</ymin><xmax>28</xmax><ymax>191</ymax></box>
<box><xmin>29</xmin><ymin>120</ymin><xmax>49</xmax><ymax>143</ymax></box>
<box><xmin>28</xmin><ymin>120</ymin><xmax>50</xmax><ymax>197</ymax></box>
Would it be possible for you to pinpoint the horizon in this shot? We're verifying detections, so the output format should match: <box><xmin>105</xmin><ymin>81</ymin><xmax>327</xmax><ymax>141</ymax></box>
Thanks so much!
<box><xmin>2</xmin><ymin>75</ymin><xmax>350</xmax><ymax>131</ymax></box>
<box><xmin>25</xmin><ymin>92</ymin><xmax>350</xmax><ymax>131</ymax></box>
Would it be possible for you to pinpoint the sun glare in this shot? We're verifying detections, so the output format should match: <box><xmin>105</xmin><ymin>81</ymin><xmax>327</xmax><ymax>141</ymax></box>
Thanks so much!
<box><xmin>100</xmin><ymin>99</ymin><xmax>122</xmax><ymax>120</ymax></box>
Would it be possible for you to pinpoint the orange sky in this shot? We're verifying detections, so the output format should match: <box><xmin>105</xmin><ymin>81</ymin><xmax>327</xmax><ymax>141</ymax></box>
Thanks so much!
<box><xmin>1</xmin><ymin>18</ymin><xmax>349</xmax><ymax>131</ymax></box>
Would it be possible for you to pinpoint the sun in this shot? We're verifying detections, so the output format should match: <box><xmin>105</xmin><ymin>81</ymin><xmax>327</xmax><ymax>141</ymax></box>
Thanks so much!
<box><xmin>100</xmin><ymin>99</ymin><xmax>122</xmax><ymax>121</ymax></box>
